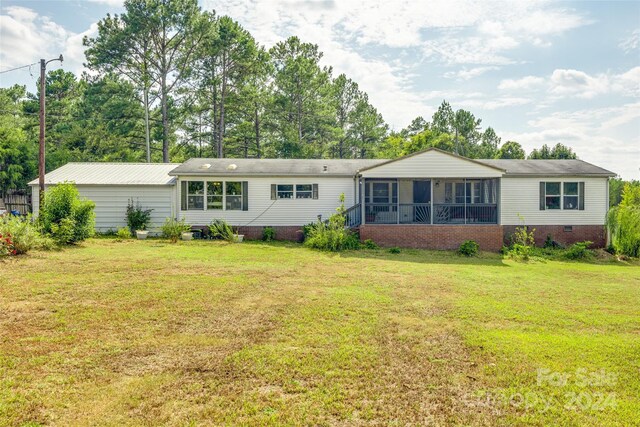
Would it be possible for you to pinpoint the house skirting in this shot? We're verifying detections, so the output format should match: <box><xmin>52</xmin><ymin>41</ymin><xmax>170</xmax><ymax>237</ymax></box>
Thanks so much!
<box><xmin>502</xmin><ymin>225</ymin><xmax>606</xmax><ymax>248</ymax></box>
<box><xmin>359</xmin><ymin>224</ymin><xmax>504</xmax><ymax>252</ymax></box>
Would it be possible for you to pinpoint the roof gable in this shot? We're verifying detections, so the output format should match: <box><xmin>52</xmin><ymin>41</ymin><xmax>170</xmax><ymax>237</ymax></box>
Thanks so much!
<box><xmin>359</xmin><ymin>148</ymin><xmax>505</xmax><ymax>178</ymax></box>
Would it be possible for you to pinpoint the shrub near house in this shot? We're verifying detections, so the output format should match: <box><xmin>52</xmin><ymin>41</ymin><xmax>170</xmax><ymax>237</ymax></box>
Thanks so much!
<box><xmin>607</xmin><ymin>183</ymin><xmax>640</xmax><ymax>257</ymax></box>
<box><xmin>40</xmin><ymin>183</ymin><xmax>95</xmax><ymax>245</ymax></box>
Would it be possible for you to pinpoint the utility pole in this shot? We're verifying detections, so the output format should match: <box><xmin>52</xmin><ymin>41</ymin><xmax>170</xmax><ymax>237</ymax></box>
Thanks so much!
<box><xmin>38</xmin><ymin>54</ymin><xmax>63</xmax><ymax>208</ymax></box>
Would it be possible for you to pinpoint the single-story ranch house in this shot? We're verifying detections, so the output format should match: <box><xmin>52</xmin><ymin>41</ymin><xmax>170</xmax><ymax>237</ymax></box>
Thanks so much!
<box><xmin>30</xmin><ymin>148</ymin><xmax>615</xmax><ymax>251</ymax></box>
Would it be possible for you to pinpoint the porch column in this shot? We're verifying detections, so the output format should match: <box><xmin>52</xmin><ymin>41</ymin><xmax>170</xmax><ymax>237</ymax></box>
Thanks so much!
<box><xmin>430</xmin><ymin>179</ymin><xmax>434</xmax><ymax>225</ymax></box>
<box><xmin>396</xmin><ymin>178</ymin><xmax>400</xmax><ymax>225</ymax></box>
<box><xmin>496</xmin><ymin>178</ymin><xmax>501</xmax><ymax>225</ymax></box>
<box><xmin>360</xmin><ymin>177</ymin><xmax>366</xmax><ymax>225</ymax></box>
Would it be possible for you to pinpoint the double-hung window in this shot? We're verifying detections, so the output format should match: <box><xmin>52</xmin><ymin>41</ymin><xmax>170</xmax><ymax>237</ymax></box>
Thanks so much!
<box><xmin>182</xmin><ymin>180</ymin><xmax>247</xmax><ymax>211</ymax></box>
<box><xmin>563</xmin><ymin>182</ymin><xmax>579</xmax><ymax>210</ymax></box>
<box><xmin>271</xmin><ymin>184</ymin><xmax>318</xmax><ymax>200</ymax></box>
<box><xmin>207</xmin><ymin>182</ymin><xmax>223</xmax><ymax>210</ymax></box>
<box><xmin>277</xmin><ymin>184</ymin><xmax>294</xmax><ymax>199</ymax></box>
<box><xmin>540</xmin><ymin>181</ymin><xmax>584</xmax><ymax>210</ymax></box>
<box><xmin>225</xmin><ymin>182</ymin><xmax>243</xmax><ymax>210</ymax></box>
<box><xmin>181</xmin><ymin>181</ymin><xmax>204</xmax><ymax>210</ymax></box>
<box><xmin>544</xmin><ymin>182</ymin><xmax>561</xmax><ymax>210</ymax></box>
<box><xmin>296</xmin><ymin>184</ymin><xmax>313</xmax><ymax>199</ymax></box>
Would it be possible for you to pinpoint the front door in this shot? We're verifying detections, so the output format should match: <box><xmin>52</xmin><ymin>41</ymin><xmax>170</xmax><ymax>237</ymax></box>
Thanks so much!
<box><xmin>413</xmin><ymin>180</ymin><xmax>431</xmax><ymax>223</ymax></box>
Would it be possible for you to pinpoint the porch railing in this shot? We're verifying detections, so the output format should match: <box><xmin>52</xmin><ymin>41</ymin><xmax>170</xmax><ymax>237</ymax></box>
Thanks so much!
<box><xmin>433</xmin><ymin>204</ymin><xmax>497</xmax><ymax>224</ymax></box>
<box><xmin>364</xmin><ymin>203</ymin><xmax>497</xmax><ymax>225</ymax></box>
<box><xmin>343</xmin><ymin>203</ymin><xmax>362</xmax><ymax>228</ymax></box>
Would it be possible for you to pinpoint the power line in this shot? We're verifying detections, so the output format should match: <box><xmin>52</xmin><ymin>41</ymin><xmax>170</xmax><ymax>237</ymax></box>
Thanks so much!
<box><xmin>0</xmin><ymin>62</ymin><xmax>38</xmax><ymax>74</ymax></box>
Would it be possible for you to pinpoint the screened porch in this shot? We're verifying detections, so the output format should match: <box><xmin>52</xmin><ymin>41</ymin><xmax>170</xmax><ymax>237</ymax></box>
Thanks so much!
<box><xmin>361</xmin><ymin>178</ymin><xmax>499</xmax><ymax>225</ymax></box>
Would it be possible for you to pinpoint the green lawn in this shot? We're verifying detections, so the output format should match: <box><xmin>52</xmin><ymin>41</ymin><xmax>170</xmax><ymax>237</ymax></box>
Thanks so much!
<box><xmin>1</xmin><ymin>239</ymin><xmax>639</xmax><ymax>426</ymax></box>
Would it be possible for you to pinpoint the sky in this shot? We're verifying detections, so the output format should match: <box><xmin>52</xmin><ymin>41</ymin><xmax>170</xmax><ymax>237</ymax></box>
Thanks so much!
<box><xmin>1</xmin><ymin>0</ymin><xmax>639</xmax><ymax>179</ymax></box>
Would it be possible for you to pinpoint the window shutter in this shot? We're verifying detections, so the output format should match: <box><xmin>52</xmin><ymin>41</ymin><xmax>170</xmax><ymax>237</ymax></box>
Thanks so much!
<box><xmin>312</xmin><ymin>184</ymin><xmax>319</xmax><ymax>199</ymax></box>
<box><xmin>181</xmin><ymin>181</ymin><xmax>188</xmax><ymax>210</ymax></box>
<box><xmin>539</xmin><ymin>182</ymin><xmax>546</xmax><ymax>210</ymax></box>
<box><xmin>271</xmin><ymin>184</ymin><xmax>276</xmax><ymax>200</ymax></box>
<box><xmin>242</xmin><ymin>181</ymin><xmax>248</xmax><ymax>211</ymax></box>
<box><xmin>579</xmin><ymin>182</ymin><xmax>585</xmax><ymax>210</ymax></box>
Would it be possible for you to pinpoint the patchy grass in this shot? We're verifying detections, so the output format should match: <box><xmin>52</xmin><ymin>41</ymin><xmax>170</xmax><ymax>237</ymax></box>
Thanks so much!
<box><xmin>0</xmin><ymin>239</ymin><xmax>638</xmax><ymax>426</ymax></box>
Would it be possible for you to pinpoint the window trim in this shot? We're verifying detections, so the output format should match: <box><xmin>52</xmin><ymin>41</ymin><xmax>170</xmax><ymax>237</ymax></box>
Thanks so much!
<box><xmin>272</xmin><ymin>183</ymin><xmax>319</xmax><ymax>200</ymax></box>
<box><xmin>207</xmin><ymin>181</ymin><xmax>223</xmax><ymax>210</ymax></box>
<box><xmin>182</xmin><ymin>180</ymin><xmax>205</xmax><ymax>211</ymax></box>
<box><xmin>563</xmin><ymin>182</ymin><xmax>579</xmax><ymax>210</ymax></box>
<box><xmin>181</xmin><ymin>179</ymin><xmax>246</xmax><ymax>211</ymax></box>
<box><xmin>276</xmin><ymin>184</ymin><xmax>294</xmax><ymax>199</ymax></box>
<box><xmin>225</xmin><ymin>181</ymin><xmax>244</xmax><ymax>211</ymax></box>
<box><xmin>545</xmin><ymin>181</ymin><xmax>561</xmax><ymax>210</ymax></box>
<box><xmin>540</xmin><ymin>181</ymin><xmax>584</xmax><ymax>211</ymax></box>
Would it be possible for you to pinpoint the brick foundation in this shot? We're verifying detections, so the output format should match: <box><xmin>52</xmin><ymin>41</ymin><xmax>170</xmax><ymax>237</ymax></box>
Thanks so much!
<box><xmin>502</xmin><ymin>225</ymin><xmax>607</xmax><ymax>248</ymax></box>
<box><xmin>359</xmin><ymin>224</ymin><xmax>504</xmax><ymax>252</ymax></box>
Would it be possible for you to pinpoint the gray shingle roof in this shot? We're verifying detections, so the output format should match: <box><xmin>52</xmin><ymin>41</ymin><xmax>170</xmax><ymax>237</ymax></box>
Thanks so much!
<box><xmin>169</xmin><ymin>158</ymin><xmax>386</xmax><ymax>177</ymax></box>
<box><xmin>476</xmin><ymin>159</ymin><xmax>616</xmax><ymax>177</ymax></box>
<box><xmin>28</xmin><ymin>163</ymin><xmax>180</xmax><ymax>186</ymax></box>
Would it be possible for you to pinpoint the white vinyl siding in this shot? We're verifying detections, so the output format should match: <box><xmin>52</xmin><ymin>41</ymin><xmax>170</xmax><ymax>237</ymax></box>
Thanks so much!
<box><xmin>31</xmin><ymin>184</ymin><xmax>176</xmax><ymax>232</ymax></box>
<box><xmin>360</xmin><ymin>149</ymin><xmax>503</xmax><ymax>178</ymax></box>
<box><xmin>177</xmin><ymin>175</ymin><xmax>356</xmax><ymax>226</ymax></box>
<box><xmin>500</xmin><ymin>177</ymin><xmax>608</xmax><ymax>225</ymax></box>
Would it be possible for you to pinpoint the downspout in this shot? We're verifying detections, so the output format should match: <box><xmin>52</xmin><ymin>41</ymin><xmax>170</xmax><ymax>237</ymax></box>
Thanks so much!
<box><xmin>606</xmin><ymin>177</ymin><xmax>611</xmax><ymax>246</ymax></box>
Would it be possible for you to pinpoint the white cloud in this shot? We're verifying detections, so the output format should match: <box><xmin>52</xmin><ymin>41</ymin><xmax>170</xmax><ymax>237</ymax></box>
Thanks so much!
<box><xmin>201</xmin><ymin>0</ymin><xmax>433</xmax><ymax>129</ymax></box>
<box><xmin>444</xmin><ymin>66</ymin><xmax>500</xmax><ymax>80</ymax></box>
<box><xmin>86</xmin><ymin>0</ymin><xmax>125</xmax><ymax>6</ymax></box>
<box><xmin>457</xmin><ymin>97</ymin><xmax>532</xmax><ymax>110</ymax></box>
<box><xmin>620</xmin><ymin>28</ymin><xmax>640</xmax><ymax>53</ymax></box>
<box><xmin>0</xmin><ymin>5</ymin><xmax>93</xmax><ymax>84</ymax></box>
<box><xmin>549</xmin><ymin>67</ymin><xmax>640</xmax><ymax>99</ymax></box>
<box><xmin>500</xmin><ymin>103</ymin><xmax>640</xmax><ymax>179</ymax></box>
<box><xmin>498</xmin><ymin>76</ymin><xmax>545</xmax><ymax>91</ymax></box>
<box><xmin>549</xmin><ymin>69</ymin><xmax>610</xmax><ymax>98</ymax></box>
<box><xmin>0</xmin><ymin>6</ymin><xmax>68</xmax><ymax>70</ymax></box>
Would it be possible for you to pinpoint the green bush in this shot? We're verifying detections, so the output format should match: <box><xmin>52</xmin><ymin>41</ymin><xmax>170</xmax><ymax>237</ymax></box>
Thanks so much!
<box><xmin>507</xmin><ymin>225</ymin><xmax>536</xmax><ymax>261</ymax></box>
<box><xmin>565</xmin><ymin>241</ymin><xmax>594</xmax><ymax>260</ymax></box>
<box><xmin>543</xmin><ymin>234</ymin><xmax>563</xmax><ymax>249</ymax></box>
<box><xmin>262</xmin><ymin>226</ymin><xmax>276</xmax><ymax>242</ymax></box>
<box><xmin>458</xmin><ymin>240</ymin><xmax>479</xmax><ymax>257</ymax></box>
<box><xmin>162</xmin><ymin>218</ymin><xmax>191</xmax><ymax>243</ymax></box>
<box><xmin>49</xmin><ymin>217</ymin><xmax>75</xmax><ymax>245</ymax></box>
<box><xmin>209</xmin><ymin>219</ymin><xmax>235</xmax><ymax>242</ymax></box>
<box><xmin>362</xmin><ymin>239</ymin><xmax>379</xmax><ymax>249</ymax></box>
<box><xmin>304</xmin><ymin>194</ymin><xmax>360</xmax><ymax>252</ymax></box>
<box><xmin>40</xmin><ymin>183</ymin><xmax>95</xmax><ymax>245</ymax></box>
<box><xmin>507</xmin><ymin>243</ymin><xmax>532</xmax><ymax>261</ymax></box>
<box><xmin>388</xmin><ymin>247</ymin><xmax>401</xmax><ymax>254</ymax></box>
<box><xmin>302</xmin><ymin>222</ymin><xmax>317</xmax><ymax>240</ymax></box>
<box><xmin>607</xmin><ymin>183</ymin><xmax>640</xmax><ymax>257</ymax></box>
<box><xmin>126</xmin><ymin>199</ymin><xmax>153</xmax><ymax>233</ymax></box>
<box><xmin>116</xmin><ymin>227</ymin><xmax>132</xmax><ymax>240</ymax></box>
<box><xmin>0</xmin><ymin>215</ymin><xmax>53</xmax><ymax>254</ymax></box>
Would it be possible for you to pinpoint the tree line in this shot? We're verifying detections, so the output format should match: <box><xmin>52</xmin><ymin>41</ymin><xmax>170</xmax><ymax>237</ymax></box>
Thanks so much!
<box><xmin>0</xmin><ymin>0</ymin><xmax>596</xmax><ymax>194</ymax></box>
